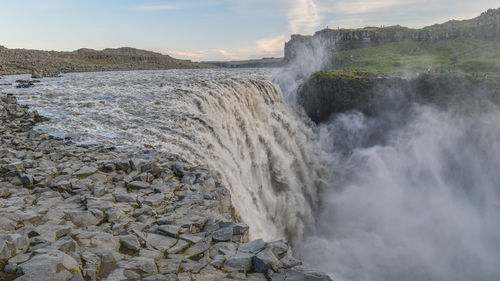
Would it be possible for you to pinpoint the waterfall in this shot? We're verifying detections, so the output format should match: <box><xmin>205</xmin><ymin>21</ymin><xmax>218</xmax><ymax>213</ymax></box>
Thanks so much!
<box><xmin>8</xmin><ymin>70</ymin><xmax>327</xmax><ymax>243</ymax></box>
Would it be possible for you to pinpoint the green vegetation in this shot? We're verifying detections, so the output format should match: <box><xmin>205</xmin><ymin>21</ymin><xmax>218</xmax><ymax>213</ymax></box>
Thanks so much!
<box><xmin>312</xmin><ymin>69</ymin><xmax>377</xmax><ymax>80</ymax></box>
<box><xmin>334</xmin><ymin>25</ymin><xmax>415</xmax><ymax>36</ymax></box>
<box><xmin>69</xmin><ymin>268</ymin><xmax>80</xmax><ymax>275</ymax></box>
<box><xmin>330</xmin><ymin>37</ymin><xmax>500</xmax><ymax>78</ymax></box>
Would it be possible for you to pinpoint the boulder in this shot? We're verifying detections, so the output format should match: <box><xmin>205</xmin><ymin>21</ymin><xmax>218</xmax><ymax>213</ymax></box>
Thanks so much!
<box><xmin>116</xmin><ymin>257</ymin><xmax>158</xmax><ymax>274</ymax></box>
<box><xmin>31</xmin><ymin>70</ymin><xmax>43</xmax><ymax>79</ymax></box>
<box><xmin>16</xmin><ymin>250</ymin><xmax>80</xmax><ymax>281</ymax></box>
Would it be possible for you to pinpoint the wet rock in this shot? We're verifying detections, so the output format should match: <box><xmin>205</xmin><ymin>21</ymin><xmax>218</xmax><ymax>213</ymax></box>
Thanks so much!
<box><xmin>212</xmin><ymin>226</ymin><xmax>233</xmax><ymax>242</ymax></box>
<box><xmin>0</xmin><ymin>240</ymin><xmax>11</xmax><ymax>259</ymax></box>
<box><xmin>281</xmin><ymin>268</ymin><xmax>333</xmax><ymax>281</ymax></box>
<box><xmin>179</xmin><ymin>233</ymin><xmax>204</xmax><ymax>244</ymax></box>
<box><xmin>252</xmin><ymin>248</ymin><xmax>280</xmax><ymax>273</ymax></box>
<box><xmin>64</xmin><ymin>210</ymin><xmax>103</xmax><ymax>227</ymax></box>
<box><xmin>117</xmin><ymin>257</ymin><xmax>157</xmax><ymax>274</ymax></box>
<box><xmin>238</xmin><ymin>239</ymin><xmax>266</xmax><ymax>255</ymax></box>
<box><xmin>55</xmin><ymin>227</ymin><xmax>72</xmax><ymax>239</ymax></box>
<box><xmin>133</xmin><ymin>206</ymin><xmax>154</xmax><ymax>217</ymax></box>
<box><xmin>4</xmin><ymin>254</ymin><xmax>31</xmax><ymax>274</ymax></box>
<box><xmin>19</xmin><ymin>174</ymin><xmax>34</xmax><ymax>187</ymax></box>
<box><xmin>99</xmin><ymin>163</ymin><xmax>115</xmax><ymax>173</ymax></box>
<box><xmin>114</xmin><ymin>159</ymin><xmax>131</xmax><ymax>171</ymax></box>
<box><xmin>31</xmin><ymin>70</ymin><xmax>43</xmax><ymax>79</ymax></box>
<box><xmin>2</xmin><ymin>234</ymin><xmax>30</xmax><ymax>255</ymax></box>
<box><xmin>166</xmin><ymin>240</ymin><xmax>189</xmax><ymax>255</ymax></box>
<box><xmin>128</xmin><ymin>180</ymin><xmax>151</xmax><ymax>189</ymax></box>
<box><xmin>157</xmin><ymin>256</ymin><xmax>186</xmax><ymax>274</ymax></box>
<box><xmin>158</xmin><ymin>225</ymin><xmax>181</xmax><ymax>238</ymax></box>
<box><xmin>113</xmin><ymin>193</ymin><xmax>137</xmax><ymax>203</ymax></box>
<box><xmin>144</xmin><ymin>233</ymin><xmax>177</xmax><ymax>252</ymax></box>
<box><xmin>105</xmin><ymin>206</ymin><xmax>125</xmax><ymax>222</ymax></box>
<box><xmin>183</xmin><ymin>242</ymin><xmax>210</xmax><ymax>260</ymax></box>
<box><xmin>120</xmin><ymin>234</ymin><xmax>141</xmax><ymax>252</ymax></box>
<box><xmin>144</xmin><ymin>274</ymin><xmax>178</xmax><ymax>281</ymax></box>
<box><xmin>279</xmin><ymin>255</ymin><xmax>302</xmax><ymax>269</ymax></box>
<box><xmin>16</xmin><ymin>81</ymin><xmax>36</xmax><ymax>88</ymax></box>
<box><xmin>17</xmin><ymin>250</ymin><xmax>79</xmax><ymax>281</ymax></box>
<box><xmin>181</xmin><ymin>173</ymin><xmax>196</xmax><ymax>185</ymax></box>
<box><xmin>123</xmin><ymin>269</ymin><xmax>141</xmax><ymax>280</ymax></box>
<box><xmin>133</xmin><ymin>172</ymin><xmax>153</xmax><ymax>183</ymax></box>
<box><xmin>224</xmin><ymin>252</ymin><xmax>253</xmax><ymax>272</ymax></box>
<box><xmin>73</xmin><ymin>166</ymin><xmax>97</xmax><ymax>178</ymax></box>
<box><xmin>50</xmin><ymin>236</ymin><xmax>78</xmax><ymax>254</ymax></box>
<box><xmin>232</xmin><ymin>223</ymin><xmax>250</xmax><ymax>236</ymax></box>
<box><xmin>210</xmin><ymin>255</ymin><xmax>225</xmax><ymax>269</ymax></box>
<box><xmin>269</xmin><ymin>240</ymin><xmax>289</xmax><ymax>258</ymax></box>
<box><xmin>102</xmin><ymin>268</ymin><xmax>127</xmax><ymax>281</ymax></box>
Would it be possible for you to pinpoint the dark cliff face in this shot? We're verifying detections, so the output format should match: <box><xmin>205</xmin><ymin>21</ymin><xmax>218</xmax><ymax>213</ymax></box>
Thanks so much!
<box><xmin>298</xmin><ymin>71</ymin><xmax>500</xmax><ymax>123</ymax></box>
<box><xmin>284</xmin><ymin>8</ymin><xmax>500</xmax><ymax>63</ymax></box>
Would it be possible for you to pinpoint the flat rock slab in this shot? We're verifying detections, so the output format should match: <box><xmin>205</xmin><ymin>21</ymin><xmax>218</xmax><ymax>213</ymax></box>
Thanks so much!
<box><xmin>73</xmin><ymin>166</ymin><xmax>97</xmax><ymax>177</ymax></box>
<box><xmin>128</xmin><ymin>181</ymin><xmax>151</xmax><ymax>189</ymax></box>
<box><xmin>64</xmin><ymin>210</ymin><xmax>102</xmax><ymax>227</ymax></box>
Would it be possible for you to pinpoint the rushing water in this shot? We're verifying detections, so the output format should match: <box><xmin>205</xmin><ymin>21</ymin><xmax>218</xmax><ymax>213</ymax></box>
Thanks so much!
<box><xmin>2</xmin><ymin>69</ymin><xmax>500</xmax><ymax>281</ymax></box>
<box><xmin>304</xmin><ymin>103</ymin><xmax>500</xmax><ymax>281</ymax></box>
<box><xmin>1</xmin><ymin>69</ymin><xmax>325</xmax><ymax>244</ymax></box>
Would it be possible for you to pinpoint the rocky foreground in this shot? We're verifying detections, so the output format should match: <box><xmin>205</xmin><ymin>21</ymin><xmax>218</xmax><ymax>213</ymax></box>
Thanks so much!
<box><xmin>0</xmin><ymin>94</ymin><xmax>331</xmax><ymax>281</ymax></box>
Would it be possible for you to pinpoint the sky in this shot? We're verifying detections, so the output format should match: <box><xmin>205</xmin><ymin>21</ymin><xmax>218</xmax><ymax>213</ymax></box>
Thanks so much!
<box><xmin>0</xmin><ymin>0</ymin><xmax>499</xmax><ymax>61</ymax></box>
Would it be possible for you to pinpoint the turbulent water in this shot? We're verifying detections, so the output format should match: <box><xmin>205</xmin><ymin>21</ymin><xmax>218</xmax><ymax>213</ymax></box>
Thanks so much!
<box><xmin>3</xmin><ymin>69</ymin><xmax>500</xmax><ymax>281</ymax></box>
<box><xmin>1</xmin><ymin>69</ymin><xmax>324</xmax><ymax>243</ymax></box>
<box><xmin>303</xmin><ymin>100</ymin><xmax>500</xmax><ymax>281</ymax></box>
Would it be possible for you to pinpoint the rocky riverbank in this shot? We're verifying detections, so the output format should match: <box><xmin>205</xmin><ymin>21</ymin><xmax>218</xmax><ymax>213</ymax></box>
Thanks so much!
<box><xmin>0</xmin><ymin>94</ymin><xmax>331</xmax><ymax>281</ymax></box>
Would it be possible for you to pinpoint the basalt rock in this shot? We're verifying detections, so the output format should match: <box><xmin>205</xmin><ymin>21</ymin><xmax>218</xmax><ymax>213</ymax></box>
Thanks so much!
<box><xmin>298</xmin><ymin>70</ymin><xmax>500</xmax><ymax>123</ymax></box>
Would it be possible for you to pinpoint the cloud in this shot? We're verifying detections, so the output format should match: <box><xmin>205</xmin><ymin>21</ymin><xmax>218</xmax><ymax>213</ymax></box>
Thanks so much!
<box><xmin>155</xmin><ymin>48</ymin><xmax>207</xmax><ymax>59</ymax></box>
<box><xmin>287</xmin><ymin>0</ymin><xmax>323</xmax><ymax>34</ymax></box>
<box><xmin>155</xmin><ymin>48</ymin><xmax>248</xmax><ymax>61</ymax></box>
<box><xmin>330</xmin><ymin>0</ymin><xmax>408</xmax><ymax>14</ymax></box>
<box><xmin>216</xmin><ymin>49</ymin><xmax>247</xmax><ymax>61</ymax></box>
<box><xmin>256</xmin><ymin>35</ymin><xmax>287</xmax><ymax>54</ymax></box>
<box><xmin>155</xmin><ymin>34</ymin><xmax>287</xmax><ymax>61</ymax></box>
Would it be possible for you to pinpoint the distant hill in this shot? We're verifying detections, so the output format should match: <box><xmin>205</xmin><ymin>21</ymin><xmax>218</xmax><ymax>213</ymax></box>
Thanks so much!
<box><xmin>201</xmin><ymin>57</ymin><xmax>284</xmax><ymax>68</ymax></box>
<box><xmin>0</xmin><ymin>46</ymin><xmax>213</xmax><ymax>75</ymax></box>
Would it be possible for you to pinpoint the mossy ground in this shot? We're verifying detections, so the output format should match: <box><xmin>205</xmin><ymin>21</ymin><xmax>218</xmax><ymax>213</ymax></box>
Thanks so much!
<box><xmin>330</xmin><ymin>37</ymin><xmax>500</xmax><ymax>78</ymax></box>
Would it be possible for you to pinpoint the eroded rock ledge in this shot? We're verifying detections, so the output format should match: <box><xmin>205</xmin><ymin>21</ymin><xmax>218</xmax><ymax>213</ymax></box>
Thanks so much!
<box><xmin>298</xmin><ymin>70</ymin><xmax>500</xmax><ymax>123</ymax></box>
<box><xmin>0</xmin><ymin>94</ymin><xmax>331</xmax><ymax>281</ymax></box>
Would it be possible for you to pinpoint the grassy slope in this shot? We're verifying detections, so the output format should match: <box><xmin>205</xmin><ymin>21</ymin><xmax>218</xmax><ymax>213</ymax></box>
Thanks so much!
<box><xmin>330</xmin><ymin>37</ymin><xmax>500</xmax><ymax>78</ymax></box>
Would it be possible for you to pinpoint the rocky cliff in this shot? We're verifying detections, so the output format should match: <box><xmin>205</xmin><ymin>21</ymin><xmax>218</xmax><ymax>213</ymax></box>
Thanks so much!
<box><xmin>298</xmin><ymin>70</ymin><xmax>500</xmax><ymax>123</ymax></box>
<box><xmin>284</xmin><ymin>8</ymin><xmax>500</xmax><ymax>63</ymax></box>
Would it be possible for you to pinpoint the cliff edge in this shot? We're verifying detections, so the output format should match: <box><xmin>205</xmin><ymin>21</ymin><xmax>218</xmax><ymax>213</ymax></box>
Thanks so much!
<box><xmin>285</xmin><ymin>8</ymin><xmax>500</xmax><ymax>63</ymax></box>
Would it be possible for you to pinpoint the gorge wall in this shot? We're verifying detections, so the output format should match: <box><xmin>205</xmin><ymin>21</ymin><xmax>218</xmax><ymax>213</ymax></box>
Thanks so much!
<box><xmin>297</xmin><ymin>71</ymin><xmax>500</xmax><ymax>123</ymax></box>
<box><xmin>284</xmin><ymin>8</ymin><xmax>500</xmax><ymax>63</ymax></box>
